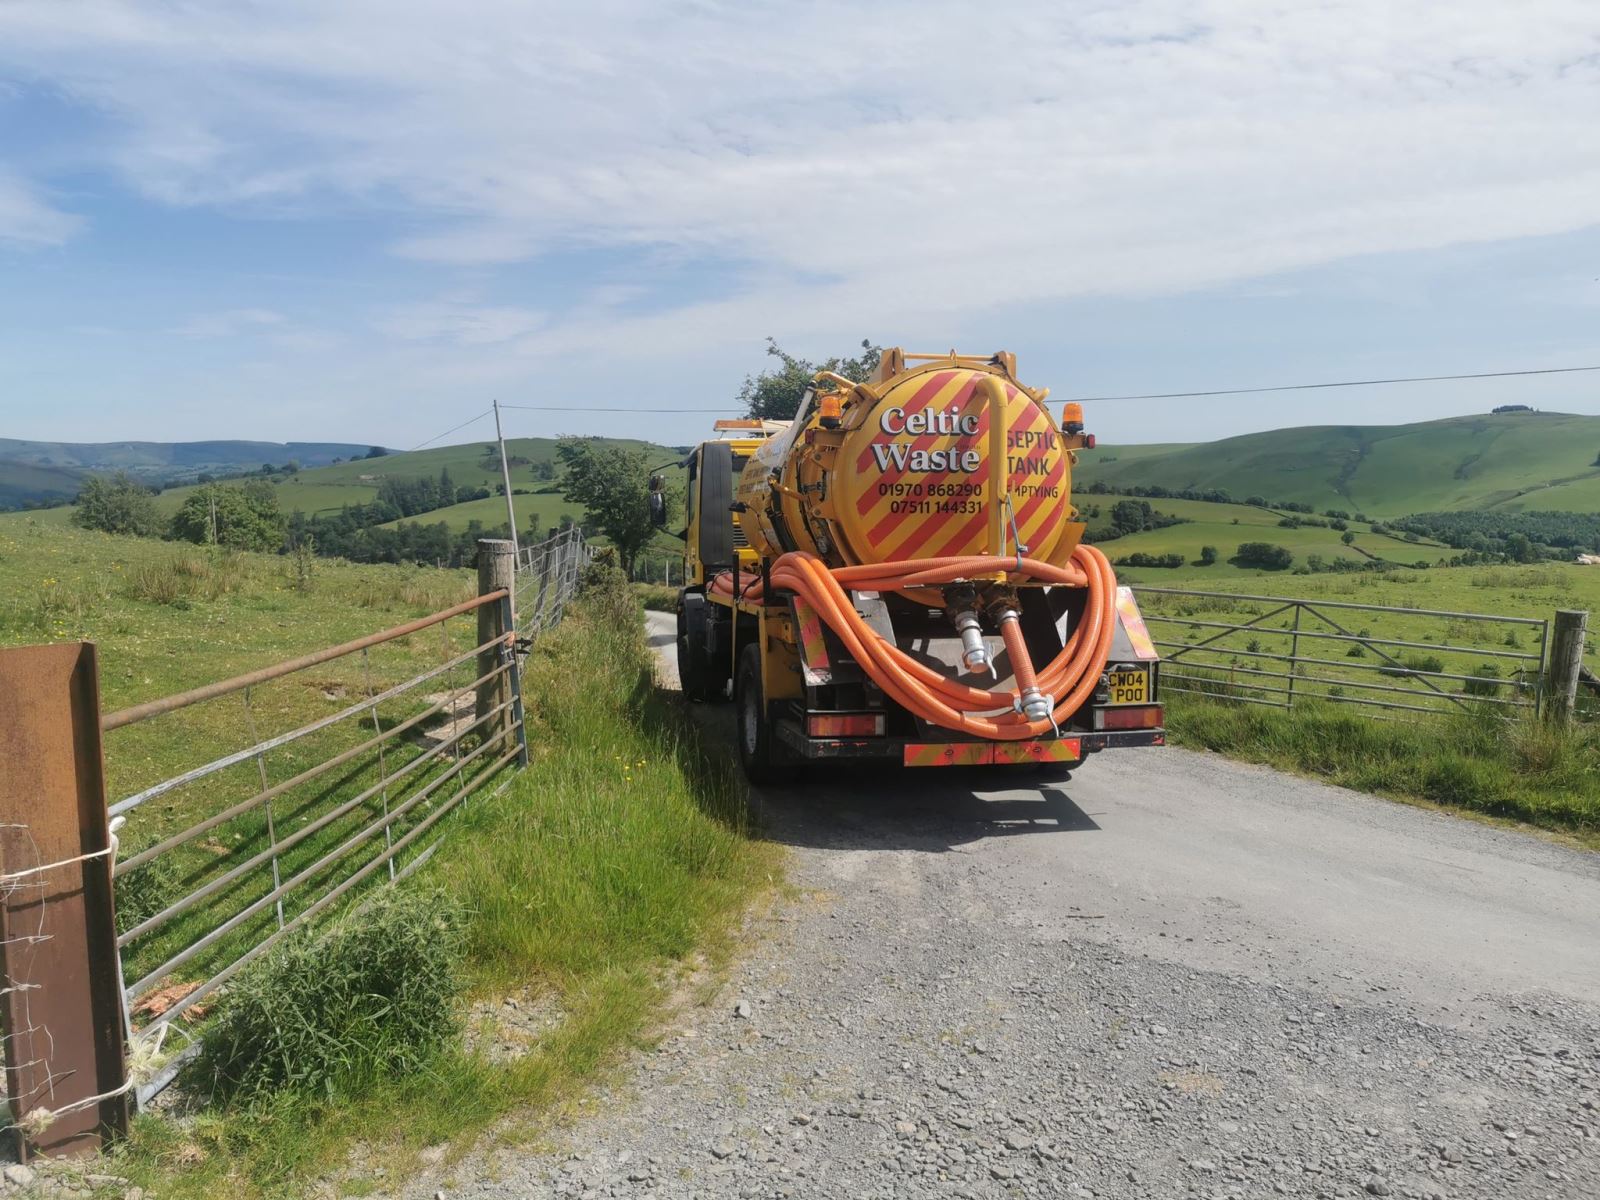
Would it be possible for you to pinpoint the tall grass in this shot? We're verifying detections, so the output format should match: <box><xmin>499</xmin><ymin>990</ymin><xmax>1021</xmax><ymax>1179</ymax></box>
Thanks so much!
<box><xmin>121</xmin><ymin>549</ymin><xmax>251</xmax><ymax>605</ymax></box>
<box><xmin>196</xmin><ymin>887</ymin><xmax>466</xmax><ymax>1104</ymax></box>
<box><xmin>446</xmin><ymin>573</ymin><xmax>753</xmax><ymax>985</ymax></box>
<box><xmin>115</xmin><ymin>573</ymin><xmax>773</xmax><ymax>1199</ymax></box>
<box><xmin>1167</xmin><ymin>695</ymin><xmax>1600</xmax><ymax>836</ymax></box>
<box><xmin>632</xmin><ymin>581</ymin><xmax>678</xmax><ymax>613</ymax></box>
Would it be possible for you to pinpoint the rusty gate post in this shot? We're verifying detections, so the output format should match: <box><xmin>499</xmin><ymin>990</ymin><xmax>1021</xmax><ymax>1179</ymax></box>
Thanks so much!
<box><xmin>476</xmin><ymin>540</ymin><xmax>516</xmax><ymax>742</ymax></box>
<box><xmin>0</xmin><ymin>644</ymin><xmax>128</xmax><ymax>1159</ymax></box>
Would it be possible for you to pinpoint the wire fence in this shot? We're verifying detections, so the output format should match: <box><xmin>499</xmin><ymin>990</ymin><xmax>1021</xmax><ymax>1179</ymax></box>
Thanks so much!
<box><xmin>515</xmin><ymin>526</ymin><xmax>591</xmax><ymax>642</ymax></box>
<box><xmin>1134</xmin><ymin>586</ymin><xmax>1550</xmax><ymax>718</ymax></box>
<box><xmin>0</xmin><ymin>534</ymin><xmax>593</xmax><ymax>1148</ymax></box>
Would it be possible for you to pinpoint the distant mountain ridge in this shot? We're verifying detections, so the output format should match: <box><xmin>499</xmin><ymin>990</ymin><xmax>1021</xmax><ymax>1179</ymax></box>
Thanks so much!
<box><xmin>1075</xmin><ymin>410</ymin><xmax>1600</xmax><ymax>516</ymax></box>
<box><xmin>0</xmin><ymin>439</ymin><xmax>385</xmax><ymax>509</ymax></box>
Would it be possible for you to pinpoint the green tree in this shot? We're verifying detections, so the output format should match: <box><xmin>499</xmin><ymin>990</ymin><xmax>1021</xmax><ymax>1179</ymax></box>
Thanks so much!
<box><xmin>1198</xmin><ymin>545</ymin><xmax>1218</xmax><ymax>565</ymax></box>
<box><xmin>1341</xmin><ymin>530</ymin><xmax>1357</xmax><ymax>546</ymax></box>
<box><xmin>72</xmin><ymin>472</ymin><xmax>162</xmax><ymax>537</ymax></box>
<box><xmin>555</xmin><ymin>438</ymin><xmax>663</xmax><ymax>575</ymax></box>
<box><xmin>1504</xmin><ymin>532</ymin><xmax>1536</xmax><ymax>563</ymax></box>
<box><xmin>1234</xmin><ymin>542</ymin><xmax>1294</xmax><ymax>570</ymax></box>
<box><xmin>739</xmin><ymin>337</ymin><xmax>882</xmax><ymax>420</ymax></box>
<box><xmin>171</xmin><ymin>482</ymin><xmax>286</xmax><ymax>551</ymax></box>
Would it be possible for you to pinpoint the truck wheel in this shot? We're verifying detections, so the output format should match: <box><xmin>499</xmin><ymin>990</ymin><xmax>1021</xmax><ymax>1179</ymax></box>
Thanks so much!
<box><xmin>736</xmin><ymin>642</ymin><xmax>780</xmax><ymax>784</ymax></box>
<box><xmin>677</xmin><ymin>599</ymin><xmax>711</xmax><ymax>701</ymax></box>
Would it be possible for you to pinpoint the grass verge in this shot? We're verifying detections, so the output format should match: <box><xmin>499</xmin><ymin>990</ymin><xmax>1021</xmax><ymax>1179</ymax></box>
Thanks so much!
<box><xmin>632</xmin><ymin>581</ymin><xmax>677</xmax><ymax>613</ymax></box>
<box><xmin>1166</xmin><ymin>694</ymin><xmax>1600</xmax><ymax>843</ymax></box>
<box><xmin>113</xmin><ymin>574</ymin><xmax>775</xmax><ymax>1198</ymax></box>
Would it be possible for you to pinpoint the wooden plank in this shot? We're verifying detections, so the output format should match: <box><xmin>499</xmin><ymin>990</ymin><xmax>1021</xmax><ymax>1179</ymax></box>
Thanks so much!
<box><xmin>0</xmin><ymin>643</ymin><xmax>128</xmax><ymax>1159</ymax></box>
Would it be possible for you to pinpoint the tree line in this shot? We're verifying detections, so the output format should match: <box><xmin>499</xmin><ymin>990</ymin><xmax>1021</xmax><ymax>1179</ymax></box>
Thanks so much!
<box><xmin>1387</xmin><ymin>510</ymin><xmax>1600</xmax><ymax>562</ymax></box>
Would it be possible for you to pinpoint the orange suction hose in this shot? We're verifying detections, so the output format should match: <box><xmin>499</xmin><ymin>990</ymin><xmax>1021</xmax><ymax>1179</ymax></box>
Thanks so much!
<box><xmin>709</xmin><ymin>544</ymin><xmax>1118</xmax><ymax>740</ymax></box>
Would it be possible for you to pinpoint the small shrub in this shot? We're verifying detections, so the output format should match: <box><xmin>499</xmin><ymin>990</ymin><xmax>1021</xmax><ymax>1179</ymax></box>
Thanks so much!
<box><xmin>291</xmin><ymin>535</ymin><xmax>317</xmax><ymax>592</ymax></box>
<box><xmin>1462</xmin><ymin>663</ymin><xmax>1502</xmax><ymax>697</ymax></box>
<box><xmin>1379</xmin><ymin>653</ymin><xmax>1445</xmax><ymax>679</ymax></box>
<box><xmin>196</xmin><ymin>885</ymin><xmax>465</xmax><ymax>1104</ymax></box>
<box><xmin>1346</xmin><ymin>645</ymin><xmax>1365</xmax><ymax>658</ymax></box>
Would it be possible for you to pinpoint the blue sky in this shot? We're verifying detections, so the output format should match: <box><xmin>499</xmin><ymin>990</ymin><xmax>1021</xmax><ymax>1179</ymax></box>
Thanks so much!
<box><xmin>0</xmin><ymin>1</ymin><xmax>1597</xmax><ymax>450</ymax></box>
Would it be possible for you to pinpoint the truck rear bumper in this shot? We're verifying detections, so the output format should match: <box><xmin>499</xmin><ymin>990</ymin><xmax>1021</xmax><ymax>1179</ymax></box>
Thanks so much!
<box><xmin>773</xmin><ymin>721</ymin><xmax>1164</xmax><ymax>764</ymax></box>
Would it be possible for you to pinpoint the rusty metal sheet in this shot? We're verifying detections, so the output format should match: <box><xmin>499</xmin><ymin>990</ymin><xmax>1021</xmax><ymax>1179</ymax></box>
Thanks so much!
<box><xmin>0</xmin><ymin>643</ymin><xmax>128</xmax><ymax>1159</ymax></box>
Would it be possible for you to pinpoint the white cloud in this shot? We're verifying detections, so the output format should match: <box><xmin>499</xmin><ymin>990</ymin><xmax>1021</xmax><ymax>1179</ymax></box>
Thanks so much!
<box><xmin>0</xmin><ymin>172</ymin><xmax>81</xmax><ymax>246</ymax></box>
<box><xmin>1</xmin><ymin>1</ymin><xmax>1598</xmax><ymax>350</ymax></box>
<box><xmin>171</xmin><ymin>307</ymin><xmax>285</xmax><ymax>338</ymax></box>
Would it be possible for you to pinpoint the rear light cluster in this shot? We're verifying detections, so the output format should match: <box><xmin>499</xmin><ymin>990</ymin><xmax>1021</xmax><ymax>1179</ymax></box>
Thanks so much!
<box><xmin>807</xmin><ymin>713</ymin><xmax>884</xmax><ymax>738</ymax></box>
<box><xmin>1092</xmin><ymin>705</ymin><xmax>1163</xmax><ymax>731</ymax></box>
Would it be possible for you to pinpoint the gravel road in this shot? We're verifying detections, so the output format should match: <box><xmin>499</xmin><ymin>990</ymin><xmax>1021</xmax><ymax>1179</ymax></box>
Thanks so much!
<box><xmin>413</xmin><ymin>611</ymin><xmax>1600</xmax><ymax>1200</ymax></box>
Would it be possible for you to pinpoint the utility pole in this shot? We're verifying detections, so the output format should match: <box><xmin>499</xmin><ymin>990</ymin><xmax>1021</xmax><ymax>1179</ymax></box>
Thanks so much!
<box><xmin>492</xmin><ymin>399</ymin><xmax>521</xmax><ymax>624</ymax></box>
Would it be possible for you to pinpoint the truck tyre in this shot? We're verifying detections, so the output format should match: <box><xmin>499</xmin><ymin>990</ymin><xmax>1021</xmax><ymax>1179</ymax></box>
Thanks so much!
<box><xmin>736</xmin><ymin>642</ymin><xmax>780</xmax><ymax>784</ymax></box>
<box><xmin>677</xmin><ymin>595</ymin><xmax>713</xmax><ymax>702</ymax></box>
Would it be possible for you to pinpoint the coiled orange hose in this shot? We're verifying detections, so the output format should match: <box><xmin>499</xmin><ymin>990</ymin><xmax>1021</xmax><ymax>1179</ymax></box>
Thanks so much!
<box><xmin>709</xmin><ymin>544</ymin><xmax>1118</xmax><ymax>740</ymax></box>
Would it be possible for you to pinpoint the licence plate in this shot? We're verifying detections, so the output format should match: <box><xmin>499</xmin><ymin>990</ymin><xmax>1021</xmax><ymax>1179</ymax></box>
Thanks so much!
<box><xmin>1107</xmin><ymin>667</ymin><xmax>1149</xmax><ymax>705</ymax></box>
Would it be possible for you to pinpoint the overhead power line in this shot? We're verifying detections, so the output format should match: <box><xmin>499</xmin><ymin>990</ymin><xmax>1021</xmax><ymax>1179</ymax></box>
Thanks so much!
<box><xmin>499</xmin><ymin>404</ymin><xmax>739</xmax><ymax>413</ymax></box>
<box><xmin>400</xmin><ymin>361</ymin><xmax>1600</xmax><ymax>451</ymax></box>
<box><xmin>406</xmin><ymin>408</ymin><xmax>493</xmax><ymax>452</ymax></box>
<box><xmin>1067</xmin><ymin>364</ymin><xmax>1600</xmax><ymax>403</ymax></box>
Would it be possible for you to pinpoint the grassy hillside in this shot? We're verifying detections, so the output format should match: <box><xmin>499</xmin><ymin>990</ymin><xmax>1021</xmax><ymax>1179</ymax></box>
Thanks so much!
<box><xmin>0</xmin><ymin>461</ymin><xmax>83</xmax><ymax>509</ymax></box>
<box><xmin>377</xmin><ymin>490</ymin><xmax>579</xmax><ymax>534</ymax></box>
<box><xmin>1076</xmin><ymin>411</ymin><xmax>1600</xmax><ymax>517</ymax></box>
<box><xmin>1083</xmin><ymin>492</ymin><xmax>1450</xmax><ymax>578</ymax></box>
<box><xmin>0</xmin><ymin>439</ymin><xmax>378</xmax><ymax>507</ymax></box>
<box><xmin>1</xmin><ymin>435</ymin><xmax>685</xmax><ymax>534</ymax></box>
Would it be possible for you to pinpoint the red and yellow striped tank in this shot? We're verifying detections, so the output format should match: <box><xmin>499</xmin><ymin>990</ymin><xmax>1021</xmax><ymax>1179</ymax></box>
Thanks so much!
<box><xmin>735</xmin><ymin>353</ymin><xmax>1084</xmax><ymax>572</ymax></box>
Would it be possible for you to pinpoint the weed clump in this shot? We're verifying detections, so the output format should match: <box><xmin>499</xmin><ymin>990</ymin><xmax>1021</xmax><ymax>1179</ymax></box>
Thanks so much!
<box><xmin>196</xmin><ymin>885</ymin><xmax>465</xmax><ymax>1104</ymax></box>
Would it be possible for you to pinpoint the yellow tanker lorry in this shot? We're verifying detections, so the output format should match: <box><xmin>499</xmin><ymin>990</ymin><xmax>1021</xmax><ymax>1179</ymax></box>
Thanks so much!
<box><xmin>651</xmin><ymin>348</ymin><xmax>1164</xmax><ymax>781</ymax></box>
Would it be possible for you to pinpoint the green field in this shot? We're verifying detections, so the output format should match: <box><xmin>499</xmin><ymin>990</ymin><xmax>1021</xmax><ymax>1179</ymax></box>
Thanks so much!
<box><xmin>1076</xmin><ymin>410</ymin><xmax>1600</xmax><ymax>516</ymax></box>
<box><xmin>377</xmin><ymin>490</ymin><xmax>581</xmax><ymax>534</ymax></box>
<box><xmin>1084</xmin><ymin>492</ymin><xmax>1450</xmax><ymax>579</ymax></box>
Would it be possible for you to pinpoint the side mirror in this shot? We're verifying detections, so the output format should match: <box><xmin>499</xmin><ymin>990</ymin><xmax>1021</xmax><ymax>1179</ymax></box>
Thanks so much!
<box><xmin>648</xmin><ymin>475</ymin><xmax>667</xmax><ymax>528</ymax></box>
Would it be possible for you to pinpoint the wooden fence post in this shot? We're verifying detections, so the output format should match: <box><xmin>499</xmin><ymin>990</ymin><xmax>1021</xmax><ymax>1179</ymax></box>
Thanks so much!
<box><xmin>1548</xmin><ymin>609</ymin><xmax>1588</xmax><ymax>725</ymax></box>
<box><xmin>0</xmin><ymin>644</ymin><xmax>128</xmax><ymax>1159</ymax></box>
<box><xmin>476</xmin><ymin>540</ymin><xmax>516</xmax><ymax>743</ymax></box>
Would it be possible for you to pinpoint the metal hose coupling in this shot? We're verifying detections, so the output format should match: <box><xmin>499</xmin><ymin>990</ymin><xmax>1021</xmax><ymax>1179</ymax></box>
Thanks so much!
<box><xmin>953</xmin><ymin>610</ymin><xmax>994</xmax><ymax>677</ymax></box>
<box><xmin>1018</xmin><ymin>687</ymin><xmax>1054</xmax><ymax>724</ymax></box>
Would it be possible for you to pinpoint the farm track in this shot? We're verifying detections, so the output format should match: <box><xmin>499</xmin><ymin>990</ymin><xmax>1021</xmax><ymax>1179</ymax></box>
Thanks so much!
<box><xmin>400</xmin><ymin>612</ymin><xmax>1600</xmax><ymax>1200</ymax></box>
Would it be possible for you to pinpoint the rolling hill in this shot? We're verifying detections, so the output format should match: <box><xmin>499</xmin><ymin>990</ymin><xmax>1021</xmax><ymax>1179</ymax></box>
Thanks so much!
<box><xmin>1075</xmin><ymin>410</ymin><xmax>1600</xmax><ymax>517</ymax></box>
<box><xmin>0</xmin><ymin>438</ymin><xmax>382</xmax><ymax>509</ymax></box>
<box><xmin>0</xmin><ymin>461</ymin><xmax>85</xmax><ymax>510</ymax></box>
<box><xmin>0</xmin><ymin>435</ymin><xmax>685</xmax><ymax>539</ymax></box>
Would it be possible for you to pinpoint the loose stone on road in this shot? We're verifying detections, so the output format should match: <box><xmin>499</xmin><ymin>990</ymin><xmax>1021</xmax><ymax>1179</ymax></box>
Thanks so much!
<box><xmin>403</xmin><ymin>612</ymin><xmax>1600</xmax><ymax>1199</ymax></box>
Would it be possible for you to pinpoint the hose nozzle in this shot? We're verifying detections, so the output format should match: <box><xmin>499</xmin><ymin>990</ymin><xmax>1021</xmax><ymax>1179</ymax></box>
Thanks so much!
<box><xmin>953</xmin><ymin>610</ymin><xmax>993</xmax><ymax>677</ymax></box>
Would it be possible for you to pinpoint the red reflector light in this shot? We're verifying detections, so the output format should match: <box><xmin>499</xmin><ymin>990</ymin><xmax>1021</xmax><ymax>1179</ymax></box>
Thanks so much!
<box><xmin>808</xmin><ymin>713</ymin><xmax>884</xmax><ymax>738</ymax></box>
<box><xmin>1094</xmin><ymin>705</ymin><xmax>1162</xmax><ymax>731</ymax></box>
<box><xmin>1085</xmin><ymin>433</ymin><xmax>1097</xmax><ymax>449</ymax></box>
